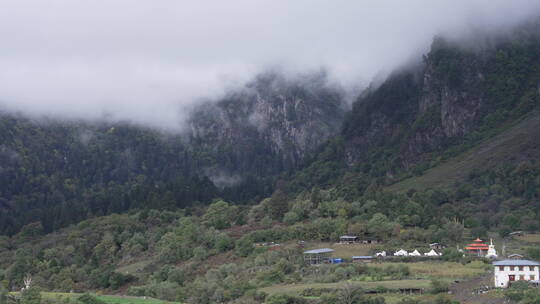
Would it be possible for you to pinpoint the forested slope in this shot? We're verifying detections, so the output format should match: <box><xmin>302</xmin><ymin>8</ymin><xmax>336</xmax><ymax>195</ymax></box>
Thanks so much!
<box><xmin>0</xmin><ymin>72</ymin><xmax>345</xmax><ymax>235</ymax></box>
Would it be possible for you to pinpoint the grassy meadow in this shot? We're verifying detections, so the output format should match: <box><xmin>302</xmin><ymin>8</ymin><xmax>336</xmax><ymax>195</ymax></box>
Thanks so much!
<box><xmin>370</xmin><ymin>261</ymin><xmax>489</xmax><ymax>279</ymax></box>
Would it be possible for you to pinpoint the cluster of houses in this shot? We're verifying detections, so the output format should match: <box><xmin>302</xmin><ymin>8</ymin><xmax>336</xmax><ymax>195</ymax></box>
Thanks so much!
<box><xmin>304</xmin><ymin>235</ymin><xmax>540</xmax><ymax>289</ymax></box>
<box><xmin>304</xmin><ymin>236</ymin><xmax>447</xmax><ymax>265</ymax></box>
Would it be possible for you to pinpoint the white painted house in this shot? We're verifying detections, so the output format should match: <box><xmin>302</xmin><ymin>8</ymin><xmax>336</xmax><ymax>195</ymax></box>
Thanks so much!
<box><xmin>493</xmin><ymin>260</ymin><xmax>540</xmax><ymax>288</ymax></box>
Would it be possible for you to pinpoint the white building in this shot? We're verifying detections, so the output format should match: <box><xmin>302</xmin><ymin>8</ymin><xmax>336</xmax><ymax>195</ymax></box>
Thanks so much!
<box><xmin>493</xmin><ymin>260</ymin><xmax>540</xmax><ymax>288</ymax></box>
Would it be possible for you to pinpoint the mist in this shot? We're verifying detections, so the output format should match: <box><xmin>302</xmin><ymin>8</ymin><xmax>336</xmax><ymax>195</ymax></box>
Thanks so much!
<box><xmin>1</xmin><ymin>0</ymin><xmax>539</xmax><ymax>130</ymax></box>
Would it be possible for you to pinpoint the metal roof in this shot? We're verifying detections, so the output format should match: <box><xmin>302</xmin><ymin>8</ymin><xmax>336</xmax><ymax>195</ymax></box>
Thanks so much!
<box><xmin>303</xmin><ymin>248</ymin><xmax>334</xmax><ymax>254</ymax></box>
<box><xmin>340</xmin><ymin>235</ymin><xmax>358</xmax><ymax>239</ymax></box>
<box><xmin>493</xmin><ymin>260</ymin><xmax>540</xmax><ymax>266</ymax></box>
<box><xmin>352</xmin><ymin>256</ymin><xmax>373</xmax><ymax>259</ymax></box>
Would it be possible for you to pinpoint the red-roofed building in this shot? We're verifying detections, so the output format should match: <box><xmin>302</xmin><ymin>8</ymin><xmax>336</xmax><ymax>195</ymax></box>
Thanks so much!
<box><xmin>465</xmin><ymin>238</ymin><xmax>490</xmax><ymax>256</ymax></box>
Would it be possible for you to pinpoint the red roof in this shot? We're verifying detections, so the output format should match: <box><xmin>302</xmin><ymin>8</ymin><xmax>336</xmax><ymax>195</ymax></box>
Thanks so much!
<box><xmin>465</xmin><ymin>238</ymin><xmax>489</xmax><ymax>250</ymax></box>
<box><xmin>465</xmin><ymin>246</ymin><xmax>488</xmax><ymax>250</ymax></box>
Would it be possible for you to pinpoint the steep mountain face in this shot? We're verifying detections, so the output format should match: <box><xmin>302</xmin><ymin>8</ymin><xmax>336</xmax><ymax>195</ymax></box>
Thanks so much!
<box><xmin>0</xmin><ymin>72</ymin><xmax>345</xmax><ymax>235</ymax></box>
<box><xmin>188</xmin><ymin>72</ymin><xmax>345</xmax><ymax>180</ymax></box>
<box><xmin>289</xmin><ymin>23</ymin><xmax>540</xmax><ymax>194</ymax></box>
<box><xmin>342</xmin><ymin>30</ymin><xmax>540</xmax><ymax>172</ymax></box>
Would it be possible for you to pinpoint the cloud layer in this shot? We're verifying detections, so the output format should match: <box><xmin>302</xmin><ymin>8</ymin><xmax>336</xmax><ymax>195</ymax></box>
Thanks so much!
<box><xmin>1</xmin><ymin>0</ymin><xmax>539</xmax><ymax>130</ymax></box>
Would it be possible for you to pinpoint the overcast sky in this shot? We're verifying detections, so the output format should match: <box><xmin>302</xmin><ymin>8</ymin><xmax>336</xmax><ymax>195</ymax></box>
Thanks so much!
<box><xmin>1</xmin><ymin>1</ymin><xmax>539</xmax><ymax>130</ymax></box>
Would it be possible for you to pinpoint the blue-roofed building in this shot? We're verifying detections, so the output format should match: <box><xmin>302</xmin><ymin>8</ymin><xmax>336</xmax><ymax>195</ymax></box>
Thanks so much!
<box><xmin>493</xmin><ymin>259</ymin><xmax>540</xmax><ymax>288</ymax></box>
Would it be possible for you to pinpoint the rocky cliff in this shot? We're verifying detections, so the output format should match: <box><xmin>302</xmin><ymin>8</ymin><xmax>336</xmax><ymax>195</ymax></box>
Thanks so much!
<box><xmin>188</xmin><ymin>71</ymin><xmax>346</xmax><ymax>182</ymax></box>
<box><xmin>341</xmin><ymin>31</ymin><xmax>540</xmax><ymax>174</ymax></box>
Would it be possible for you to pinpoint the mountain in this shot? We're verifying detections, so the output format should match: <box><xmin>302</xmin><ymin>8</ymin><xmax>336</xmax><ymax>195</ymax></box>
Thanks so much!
<box><xmin>187</xmin><ymin>71</ymin><xmax>345</xmax><ymax>184</ymax></box>
<box><xmin>1</xmin><ymin>21</ymin><xmax>540</xmax><ymax>304</ymax></box>
<box><xmin>0</xmin><ymin>72</ymin><xmax>345</xmax><ymax>235</ymax></box>
<box><xmin>290</xmin><ymin>22</ymin><xmax>540</xmax><ymax>195</ymax></box>
<box><xmin>0</xmin><ymin>19</ymin><xmax>539</xmax><ymax>239</ymax></box>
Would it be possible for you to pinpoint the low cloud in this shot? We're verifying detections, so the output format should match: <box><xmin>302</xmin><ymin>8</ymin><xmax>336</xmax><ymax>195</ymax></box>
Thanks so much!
<box><xmin>0</xmin><ymin>0</ymin><xmax>539</xmax><ymax>130</ymax></box>
<box><xmin>203</xmin><ymin>168</ymin><xmax>243</xmax><ymax>189</ymax></box>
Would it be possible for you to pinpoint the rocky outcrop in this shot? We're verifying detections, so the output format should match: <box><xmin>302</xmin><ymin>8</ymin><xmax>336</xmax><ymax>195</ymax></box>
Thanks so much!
<box><xmin>188</xmin><ymin>72</ymin><xmax>346</xmax><ymax>179</ymax></box>
<box><xmin>343</xmin><ymin>39</ymin><xmax>499</xmax><ymax>169</ymax></box>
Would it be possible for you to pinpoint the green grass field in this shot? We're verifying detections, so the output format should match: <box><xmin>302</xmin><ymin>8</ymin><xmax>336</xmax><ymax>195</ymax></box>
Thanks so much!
<box><xmin>370</xmin><ymin>261</ymin><xmax>489</xmax><ymax>279</ymax></box>
<box><xmin>516</xmin><ymin>233</ymin><xmax>540</xmax><ymax>243</ymax></box>
<box><xmin>259</xmin><ymin>260</ymin><xmax>490</xmax><ymax>301</ymax></box>
<box><xmin>11</xmin><ymin>292</ymin><xmax>180</xmax><ymax>304</ymax></box>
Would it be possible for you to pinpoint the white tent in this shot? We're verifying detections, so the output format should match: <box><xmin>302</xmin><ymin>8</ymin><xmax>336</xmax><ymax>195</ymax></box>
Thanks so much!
<box><xmin>394</xmin><ymin>249</ymin><xmax>408</xmax><ymax>256</ymax></box>
<box><xmin>424</xmin><ymin>249</ymin><xmax>439</xmax><ymax>256</ymax></box>
<box><xmin>409</xmin><ymin>250</ymin><xmax>421</xmax><ymax>256</ymax></box>
<box><xmin>375</xmin><ymin>251</ymin><xmax>386</xmax><ymax>257</ymax></box>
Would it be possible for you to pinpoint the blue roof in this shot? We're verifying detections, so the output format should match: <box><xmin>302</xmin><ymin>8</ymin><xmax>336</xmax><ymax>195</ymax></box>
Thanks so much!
<box><xmin>493</xmin><ymin>260</ymin><xmax>540</xmax><ymax>266</ymax></box>
<box><xmin>304</xmin><ymin>248</ymin><xmax>334</xmax><ymax>254</ymax></box>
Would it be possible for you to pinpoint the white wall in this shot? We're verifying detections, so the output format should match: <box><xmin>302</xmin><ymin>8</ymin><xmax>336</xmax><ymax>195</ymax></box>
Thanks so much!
<box><xmin>494</xmin><ymin>265</ymin><xmax>540</xmax><ymax>288</ymax></box>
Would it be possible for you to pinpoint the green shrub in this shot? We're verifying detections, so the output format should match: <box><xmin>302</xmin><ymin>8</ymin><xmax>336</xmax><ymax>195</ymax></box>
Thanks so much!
<box><xmin>77</xmin><ymin>294</ymin><xmax>106</xmax><ymax>304</ymax></box>
<box><xmin>430</xmin><ymin>279</ymin><xmax>449</xmax><ymax>294</ymax></box>
<box><xmin>21</xmin><ymin>287</ymin><xmax>42</xmax><ymax>304</ymax></box>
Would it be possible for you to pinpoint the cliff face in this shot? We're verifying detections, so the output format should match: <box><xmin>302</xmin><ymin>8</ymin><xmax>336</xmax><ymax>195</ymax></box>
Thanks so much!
<box><xmin>188</xmin><ymin>72</ymin><xmax>346</xmax><ymax>179</ymax></box>
<box><xmin>401</xmin><ymin>42</ymin><xmax>487</xmax><ymax>163</ymax></box>
<box><xmin>342</xmin><ymin>33</ymin><xmax>540</xmax><ymax>172</ymax></box>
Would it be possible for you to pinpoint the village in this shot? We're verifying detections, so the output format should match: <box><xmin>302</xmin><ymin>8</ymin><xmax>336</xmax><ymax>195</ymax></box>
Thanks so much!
<box><xmin>242</xmin><ymin>232</ymin><xmax>540</xmax><ymax>303</ymax></box>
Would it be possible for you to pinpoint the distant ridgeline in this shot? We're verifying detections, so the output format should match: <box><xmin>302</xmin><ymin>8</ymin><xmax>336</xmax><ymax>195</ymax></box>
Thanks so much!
<box><xmin>0</xmin><ymin>71</ymin><xmax>345</xmax><ymax>235</ymax></box>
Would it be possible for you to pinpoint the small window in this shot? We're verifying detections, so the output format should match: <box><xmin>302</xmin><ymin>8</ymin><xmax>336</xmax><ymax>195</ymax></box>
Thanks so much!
<box><xmin>520</xmin><ymin>275</ymin><xmax>525</xmax><ymax>280</ymax></box>
<box><xmin>499</xmin><ymin>266</ymin><xmax>504</xmax><ymax>271</ymax></box>
<box><xmin>531</xmin><ymin>275</ymin><xmax>536</xmax><ymax>280</ymax></box>
<box><xmin>519</xmin><ymin>266</ymin><xmax>524</xmax><ymax>271</ymax></box>
<box><xmin>511</xmin><ymin>266</ymin><xmax>515</xmax><ymax>271</ymax></box>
